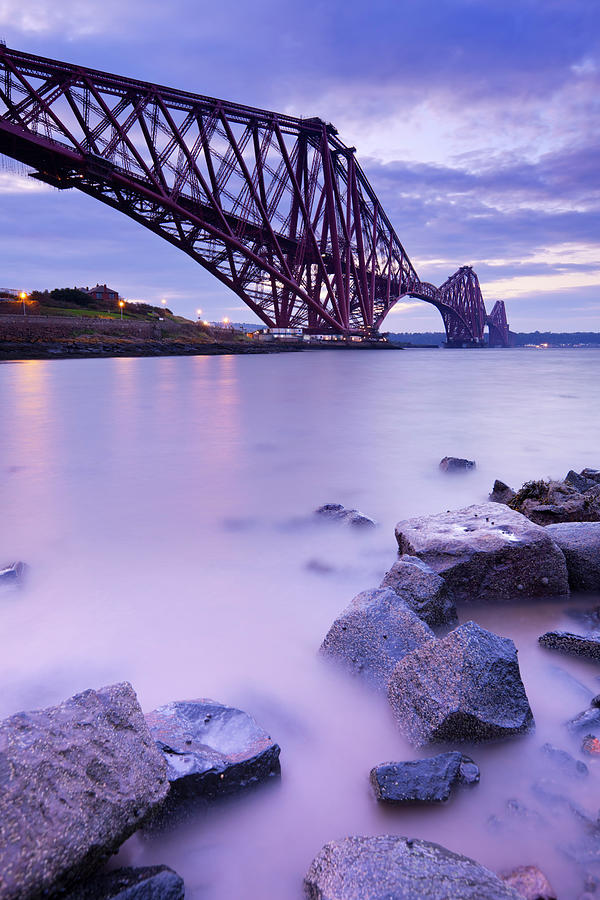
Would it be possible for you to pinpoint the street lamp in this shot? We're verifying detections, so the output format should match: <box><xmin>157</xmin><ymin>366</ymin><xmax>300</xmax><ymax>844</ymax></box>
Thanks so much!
<box><xmin>119</xmin><ymin>300</ymin><xmax>125</xmax><ymax>320</ymax></box>
<box><xmin>19</xmin><ymin>291</ymin><xmax>27</xmax><ymax>316</ymax></box>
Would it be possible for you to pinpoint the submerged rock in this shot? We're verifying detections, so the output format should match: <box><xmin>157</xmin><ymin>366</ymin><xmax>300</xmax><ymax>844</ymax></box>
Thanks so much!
<box><xmin>370</xmin><ymin>751</ymin><xmax>479</xmax><ymax>804</ymax></box>
<box><xmin>539</xmin><ymin>631</ymin><xmax>600</xmax><ymax>660</ymax></box>
<box><xmin>380</xmin><ymin>555</ymin><xmax>457</xmax><ymax>628</ymax></box>
<box><xmin>395</xmin><ymin>502</ymin><xmax>568</xmax><ymax>602</ymax></box>
<box><xmin>545</xmin><ymin>523</ymin><xmax>600</xmax><ymax>591</ymax></box>
<box><xmin>145</xmin><ymin>699</ymin><xmax>280</xmax><ymax>802</ymax></box>
<box><xmin>388</xmin><ymin>621</ymin><xmax>534</xmax><ymax>746</ymax></box>
<box><xmin>489</xmin><ymin>480</ymin><xmax>516</xmax><ymax>505</ymax></box>
<box><xmin>67</xmin><ymin>866</ymin><xmax>184</xmax><ymax>900</ymax></box>
<box><xmin>541</xmin><ymin>742</ymin><xmax>588</xmax><ymax>778</ymax></box>
<box><xmin>0</xmin><ymin>683</ymin><xmax>169</xmax><ymax>900</ymax></box>
<box><xmin>319</xmin><ymin>588</ymin><xmax>434</xmax><ymax>687</ymax></box>
<box><xmin>0</xmin><ymin>561</ymin><xmax>27</xmax><ymax>588</ymax></box>
<box><xmin>304</xmin><ymin>835</ymin><xmax>522</xmax><ymax>899</ymax></box>
<box><xmin>439</xmin><ymin>456</ymin><xmax>476</xmax><ymax>473</ymax></box>
<box><xmin>500</xmin><ymin>865</ymin><xmax>556</xmax><ymax>900</ymax></box>
<box><xmin>566</xmin><ymin>705</ymin><xmax>600</xmax><ymax>735</ymax></box>
<box><xmin>314</xmin><ymin>503</ymin><xmax>376</xmax><ymax>528</ymax></box>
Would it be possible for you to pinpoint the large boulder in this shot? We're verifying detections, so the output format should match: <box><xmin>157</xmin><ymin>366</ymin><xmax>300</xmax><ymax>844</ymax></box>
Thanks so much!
<box><xmin>387</xmin><ymin>621</ymin><xmax>534</xmax><ymax>746</ymax></box>
<box><xmin>544</xmin><ymin>523</ymin><xmax>600</xmax><ymax>590</ymax></box>
<box><xmin>539</xmin><ymin>631</ymin><xmax>600</xmax><ymax>661</ymax></box>
<box><xmin>0</xmin><ymin>683</ymin><xmax>169</xmax><ymax>900</ymax></box>
<box><xmin>380</xmin><ymin>556</ymin><xmax>457</xmax><ymax>628</ymax></box>
<box><xmin>370</xmin><ymin>751</ymin><xmax>479</xmax><ymax>804</ymax></box>
<box><xmin>145</xmin><ymin>699</ymin><xmax>280</xmax><ymax>802</ymax></box>
<box><xmin>319</xmin><ymin>588</ymin><xmax>434</xmax><ymax>687</ymax></box>
<box><xmin>395</xmin><ymin>502</ymin><xmax>568</xmax><ymax>602</ymax></box>
<box><xmin>67</xmin><ymin>866</ymin><xmax>184</xmax><ymax>900</ymax></box>
<box><xmin>304</xmin><ymin>835</ymin><xmax>522</xmax><ymax>899</ymax></box>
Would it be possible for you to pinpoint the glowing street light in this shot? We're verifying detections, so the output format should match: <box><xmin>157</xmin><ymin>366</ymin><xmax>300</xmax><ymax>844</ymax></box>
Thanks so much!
<box><xmin>196</xmin><ymin>308</ymin><xmax>202</xmax><ymax>317</ymax></box>
<box><xmin>223</xmin><ymin>317</ymin><xmax>230</xmax><ymax>325</ymax></box>
<box><xmin>119</xmin><ymin>300</ymin><xmax>125</xmax><ymax>320</ymax></box>
<box><xmin>18</xmin><ymin>291</ymin><xmax>27</xmax><ymax>316</ymax></box>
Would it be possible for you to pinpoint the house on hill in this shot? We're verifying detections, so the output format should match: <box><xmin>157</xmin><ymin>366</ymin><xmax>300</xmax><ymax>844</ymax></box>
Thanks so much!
<box><xmin>85</xmin><ymin>284</ymin><xmax>120</xmax><ymax>303</ymax></box>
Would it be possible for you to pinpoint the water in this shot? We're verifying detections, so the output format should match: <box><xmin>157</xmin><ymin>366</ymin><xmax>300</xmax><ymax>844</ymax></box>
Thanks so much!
<box><xmin>1</xmin><ymin>348</ymin><xmax>599</xmax><ymax>898</ymax></box>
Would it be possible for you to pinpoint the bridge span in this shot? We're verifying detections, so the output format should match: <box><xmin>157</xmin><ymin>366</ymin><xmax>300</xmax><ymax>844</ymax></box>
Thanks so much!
<box><xmin>0</xmin><ymin>46</ymin><xmax>510</xmax><ymax>347</ymax></box>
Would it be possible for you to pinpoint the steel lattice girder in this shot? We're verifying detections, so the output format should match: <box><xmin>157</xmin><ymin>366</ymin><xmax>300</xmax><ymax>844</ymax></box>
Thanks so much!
<box><xmin>0</xmin><ymin>45</ymin><xmax>507</xmax><ymax>340</ymax></box>
<box><xmin>487</xmin><ymin>300</ymin><xmax>510</xmax><ymax>347</ymax></box>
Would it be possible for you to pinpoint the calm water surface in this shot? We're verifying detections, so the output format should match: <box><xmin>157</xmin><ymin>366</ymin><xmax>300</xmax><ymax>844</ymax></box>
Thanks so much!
<box><xmin>1</xmin><ymin>348</ymin><xmax>600</xmax><ymax>898</ymax></box>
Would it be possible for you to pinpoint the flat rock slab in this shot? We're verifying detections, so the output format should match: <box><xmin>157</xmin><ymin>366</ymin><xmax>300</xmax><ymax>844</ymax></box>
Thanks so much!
<box><xmin>304</xmin><ymin>835</ymin><xmax>523</xmax><ymax>899</ymax></box>
<box><xmin>500</xmin><ymin>865</ymin><xmax>556</xmax><ymax>900</ymax></box>
<box><xmin>388</xmin><ymin>621</ymin><xmax>534</xmax><ymax>746</ymax></box>
<box><xmin>319</xmin><ymin>588</ymin><xmax>434</xmax><ymax>687</ymax></box>
<box><xmin>380</xmin><ymin>556</ymin><xmax>457</xmax><ymax>628</ymax></box>
<box><xmin>67</xmin><ymin>866</ymin><xmax>184</xmax><ymax>900</ymax></box>
<box><xmin>145</xmin><ymin>699</ymin><xmax>280</xmax><ymax>800</ymax></box>
<box><xmin>395</xmin><ymin>502</ymin><xmax>569</xmax><ymax>602</ymax></box>
<box><xmin>370</xmin><ymin>751</ymin><xmax>479</xmax><ymax>804</ymax></box>
<box><xmin>539</xmin><ymin>631</ymin><xmax>600</xmax><ymax>660</ymax></box>
<box><xmin>0</xmin><ymin>682</ymin><xmax>169</xmax><ymax>900</ymax></box>
<box><xmin>544</xmin><ymin>522</ymin><xmax>600</xmax><ymax>590</ymax></box>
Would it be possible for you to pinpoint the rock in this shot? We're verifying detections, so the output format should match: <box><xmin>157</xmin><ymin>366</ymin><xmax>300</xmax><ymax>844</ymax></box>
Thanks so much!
<box><xmin>582</xmin><ymin>468</ymin><xmax>600</xmax><ymax>484</ymax></box>
<box><xmin>541</xmin><ymin>742</ymin><xmax>589</xmax><ymax>778</ymax></box>
<box><xmin>487</xmin><ymin>798</ymin><xmax>546</xmax><ymax>834</ymax></box>
<box><xmin>394</xmin><ymin>502</ymin><xmax>569</xmax><ymax>603</ymax></box>
<box><xmin>145</xmin><ymin>699</ymin><xmax>280</xmax><ymax>803</ymax></box>
<box><xmin>566</xmin><ymin>706</ymin><xmax>600</xmax><ymax>735</ymax></box>
<box><xmin>0</xmin><ymin>683</ymin><xmax>169</xmax><ymax>899</ymax></box>
<box><xmin>489</xmin><ymin>480</ymin><xmax>516</xmax><ymax>504</ymax></box>
<box><xmin>547</xmin><ymin>664</ymin><xmax>595</xmax><ymax>701</ymax></box>
<box><xmin>319</xmin><ymin>588</ymin><xmax>434</xmax><ymax>687</ymax></box>
<box><xmin>370</xmin><ymin>751</ymin><xmax>479</xmax><ymax>804</ymax></box>
<box><xmin>539</xmin><ymin>631</ymin><xmax>600</xmax><ymax>660</ymax></box>
<box><xmin>509</xmin><ymin>479</ymin><xmax>600</xmax><ymax>525</ymax></box>
<box><xmin>0</xmin><ymin>561</ymin><xmax>27</xmax><ymax>588</ymax></box>
<box><xmin>564</xmin><ymin>605</ymin><xmax>600</xmax><ymax>634</ymax></box>
<box><xmin>379</xmin><ymin>555</ymin><xmax>457</xmax><ymax>628</ymax></box>
<box><xmin>565</xmin><ymin>470</ymin><xmax>597</xmax><ymax>493</ymax></box>
<box><xmin>66</xmin><ymin>866</ymin><xmax>184</xmax><ymax>900</ymax></box>
<box><xmin>530</xmin><ymin>779</ymin><xmax>598</xmax><ymax>829</ymax></box>
<box><xmin>500</xmin><ymin>865</ymin><xmax>556</xmax><ymax>900</ymax></box>
<box><xmin>439</xmin><ymin>456</ymin><xmax>476</xmax><ymax>473</ymax></box>
<box><xmin>388</xmin><ymin>621</ymin><xmax>534</xmax><ymax>746</ymax></box>
<box><xmin>582</xmin><ymin>735</ymin><xmax>600</xmax><ymax>756</ymax></box>
<box><xmin>303</xmin><ymin>835</ymin><xmax>523</xmax><ymax>899</ymax></box>
<box><xmin>544</xmin><ymin>523</ymin><xmax>600</xmax><ymax>591</ymax></box>
<box><xmin>314</xmin><ymin>503</ymin><xmax>376</xmax><ymax>528</ymax></box>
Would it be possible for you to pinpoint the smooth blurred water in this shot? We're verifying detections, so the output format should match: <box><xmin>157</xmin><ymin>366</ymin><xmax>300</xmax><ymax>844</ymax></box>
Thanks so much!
<box><xmin>1</xmin><ymin>347</ymin><xmax>599</xmax><ymax>898</ymax></box>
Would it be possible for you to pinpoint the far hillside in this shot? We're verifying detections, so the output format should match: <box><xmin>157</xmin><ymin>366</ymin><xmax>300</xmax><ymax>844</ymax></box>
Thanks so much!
<box><xmin>0</xmin><ymin>286</ymin><xmax>191</xmax><ymax>323</ymax></box>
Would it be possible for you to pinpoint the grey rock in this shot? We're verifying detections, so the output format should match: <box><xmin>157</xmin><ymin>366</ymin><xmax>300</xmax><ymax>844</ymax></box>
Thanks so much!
<box><xmin>370</xmin><ymin>751</ymin><xmax>479</xmax><ymax>804</ymax></box>
<box><xmin>395</xmin><ymin>502</ymin><xmax>569</xmax><ymax>603</ymax></box>
<box><xmin>380</xmin><ymin>555</ymin><xmax>457</xmax><ymax>628</ymax></box>
<box><xmin>541</xmin><ymin>742</ymin><xmax>589</xmax><ymax>778</ymax></box>
<box><xmin>547</xmin><ymin>664</ymin><xmax>594</xmax><ymax>701</ymax></box>
<box><xmin>303</xmin><ymin>835</ymin><xmax>523</xmax><ymax>900</ymax></box>
<box><xmin>565</xmin><ymin>470</ymin><xmax>597</xmax><ymax>493</ymax></box>
<box><xmin>539</xmin><ymin>631</ymin><xmax>600</xmax><ymax>660</ymax></box>
<box><xmin>531</xmin><ymin>779</ymin><xmax>599</xmax><ymax>829</ymax></box>
<box><xmin>314</xmin><ymin>503</ymin><xmax>376</xmax><ymax>528</ymax></box>
<box><xmin>319</xmin><ymin>588</ymin><xmax>434</xmax><ymax>687</ymax></box>
<box><xmin>582</xmin><ymin>468</ymin><xmax>600</xmax><ymax>484</ymax></box>
<box><xmin>566</xmin><ymin>706</ymin><xmax>600</xmax><ymax>734</ymax></box>
<box><xmin>145</xmin><ymin>699</ymin><xmax>280</xmax><ymax>801</ymax></box>
<box><xmin>0</xmin><ymin>682</ymin><xmax>169</xmax><ymax>900</ymax></box>
<box><xmin>511</xmin><ymin>479</ymin><xmax>600</xmax><ymax>525</ymax></box>
<box><xmin>489</xmin><ymin>480</ymin><xmax>516</xmax><ymax>505</ymax></box>
<box><xmin>66</xmin><ymin>866</ymin><xmax>184</xmax><ymax>900</ymax></box>
<box><xmin>487</xmin><ymin>798</ymin><xmax>546</xmax><ymax>834</ymax></box>
<box><xmin>388</xmin><ymin>621</ymin><xmax>534</xmax><ymax>746</ymax></box>
<box><xmin>500</xmin><ymin>865</ymin><xmax>556</xmax><ymax>900</ymax></box>
<box><xmin>545</xmin><ymin>523</ymin><xmax>600</xmax><ymax>591</ymax></box>
<box><xmin>562</xmin><ymin>835</ymin><xmax>600</xmax><ymax>865</ymax></box>
<box><xmin>564</xmin><ymin>605</ymin><xmax>600</xmax><ymax>634</ymax></box>
<box><xmin>439</xmin><ymin>456</ymin><xmax>476</xmax><ymax>472</ymax></box>
<box><xmin>0</xmin><ymin>561</ymin><xmax>27</xmax><ymax>588</ymax></box>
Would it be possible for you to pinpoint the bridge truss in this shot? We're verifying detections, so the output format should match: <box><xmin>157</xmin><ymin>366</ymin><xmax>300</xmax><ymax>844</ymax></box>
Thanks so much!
<box><xmin>0</xmin><ymin>45</ymin><xmax>509</xmax><ymax>345</ymax></box>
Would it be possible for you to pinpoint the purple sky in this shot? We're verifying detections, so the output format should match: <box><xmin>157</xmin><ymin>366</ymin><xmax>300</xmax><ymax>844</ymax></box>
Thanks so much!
<box><xmin>0</xmin><ymin>0</ymin><xmax>598</xmax><ymax>331</ymax></box>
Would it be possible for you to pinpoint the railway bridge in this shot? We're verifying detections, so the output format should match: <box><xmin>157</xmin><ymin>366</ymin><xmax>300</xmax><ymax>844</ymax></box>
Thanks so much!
<box><xmin>0</xmin><ymin>45</ymin><xmax>510</xmax><ymax>347</ymax></box>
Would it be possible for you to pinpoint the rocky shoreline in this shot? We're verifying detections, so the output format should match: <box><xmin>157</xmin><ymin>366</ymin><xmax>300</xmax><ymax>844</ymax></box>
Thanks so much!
<box><xmin>0</xmin><ymin>338</ymin><xmax>303</xmax><ymax>360</ymax></box>
<box><xmin>1</xmin><ymin>466</ymin><xmax>599</xmax><ymax>897</ymax></box>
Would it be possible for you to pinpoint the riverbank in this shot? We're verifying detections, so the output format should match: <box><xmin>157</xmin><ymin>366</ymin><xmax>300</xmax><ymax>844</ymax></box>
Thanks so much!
<box><xmin>0</xmin><ymin>337</ymin><xmax>303</xmax><ymax>360</ymax></box>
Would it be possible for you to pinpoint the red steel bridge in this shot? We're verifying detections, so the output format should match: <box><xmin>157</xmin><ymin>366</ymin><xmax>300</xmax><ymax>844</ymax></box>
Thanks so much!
<box><xmin>0</xmin><ymin>45</ymin><xmax>510</xmax><ymax>347</ymax></box>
